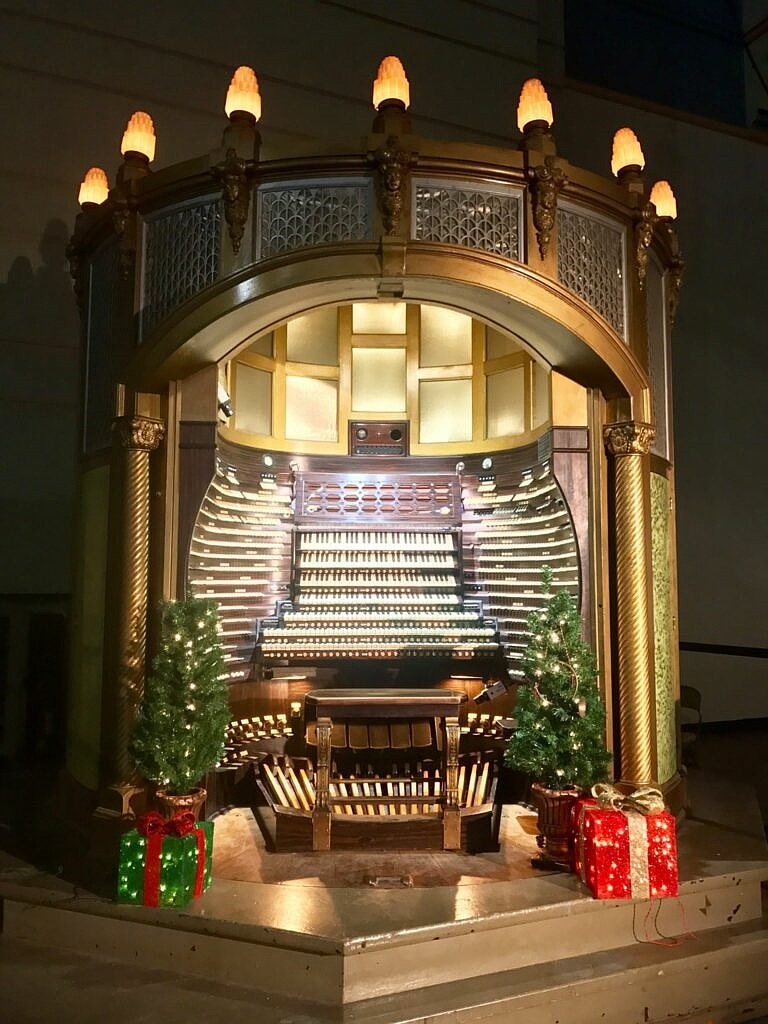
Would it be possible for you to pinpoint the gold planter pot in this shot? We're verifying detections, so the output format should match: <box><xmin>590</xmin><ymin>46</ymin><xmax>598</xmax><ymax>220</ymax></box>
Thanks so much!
<box><xmin>154</xmin><ymin>785</ymin><xmax>207</xmax><ymax>821</ymax></box>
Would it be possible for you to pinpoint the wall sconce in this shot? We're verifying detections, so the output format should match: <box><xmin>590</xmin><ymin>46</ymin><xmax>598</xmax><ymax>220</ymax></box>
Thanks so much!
<box><xmin>262</xmin><ymin>454</ymin><xmax>274</xmax><ymax>467</ymax></box>
<box><xmin>455</xmin><ymin>461</ymin><xmax>465</xmax><ymax>477</ymax></box>
<box><xmin>121</xmin><ymin>111</ymin><xmax>156</xmax><ymax>163</ymax></box>
<box><xmin>77</xmin><ymin>167</ymin><xmax>109</xmax><ymax>208</ymax></box>
<box><xmin>372</xmin><ymin>56</ymin><xmax>410</xmax><ymax>110</ymax></box>
<box><xmin>517</xmin><ymin>78</ymin><xmax>553</xmax><ymax>135</ymax></box>
<box><xmin>649</xmin><ymin>180</ymin><xmax>677</xmax><ymax>219</ymax></box>
<box><xmin>611</xmin><ymin>127</ymin><xmax>644</xmax><ymax>184</ymax></box>
<box><xmin>215</xmin><ymin>68</ymin><xmax>260</xmax><ymax>256</ymax></box>
<box><xmin>225</xmin><ymin>65</ymin><xmax>262</xmax><ymax>123</ymax></box>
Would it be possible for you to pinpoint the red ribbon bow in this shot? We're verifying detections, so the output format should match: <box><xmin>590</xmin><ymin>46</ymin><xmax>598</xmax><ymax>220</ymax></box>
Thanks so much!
<box><xmin>135</xmin><ymin>810</ymin><xmax>206</xmax><ymax>906</ymax></box>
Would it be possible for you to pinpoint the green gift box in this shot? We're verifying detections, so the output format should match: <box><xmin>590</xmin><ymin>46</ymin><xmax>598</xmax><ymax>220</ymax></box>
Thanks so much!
<box><xmin>117</xmin><ymin>812</ymin><xmax>213</xmax><ymax>908</ymax></box>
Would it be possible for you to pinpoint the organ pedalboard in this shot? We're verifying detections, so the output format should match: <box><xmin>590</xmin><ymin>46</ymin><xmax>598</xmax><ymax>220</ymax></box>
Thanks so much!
<box><xmin>258</xmin><ymin>527</ymin><xmax>500</xmax><ymax>662</ymax></box>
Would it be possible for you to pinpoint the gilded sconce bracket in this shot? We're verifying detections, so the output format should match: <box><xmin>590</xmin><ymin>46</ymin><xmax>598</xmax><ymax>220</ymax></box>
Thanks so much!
<box><xmin>659</xmin><ymin>220</ymin><xmax>685</xmax><ymax>325</ymax></box>
<box><xmin>66</xmin><ymin>234</ymin><xmax>87</xmax><ymax>314</ymax></box>
<box><xmin>528</xmin><ymin>155</ymin><xmax>568</xmax><ymax>259</ymax></box>
<box><xmin>110</xmin><ymin>190</ymin><xmax>138</xmax><ymax>280</ymax></box>
<box><xmin>212</xmin><ymin>147</ymin><xmax>252</xmax><ymax>256</ymax></box>
<box><xmin>368</xmin><ymin>135</ymin><xmax>417</xmax><ymax>236</ymax></box>
<box><xmin>634</xmin><ymin>201</ymin><xmax>657</xmax><ymax>290</ymax></box>
<box><xmin>667</xmin><ymin>254</ymin><xmax>685</xmax><ymax>325</ymax></box>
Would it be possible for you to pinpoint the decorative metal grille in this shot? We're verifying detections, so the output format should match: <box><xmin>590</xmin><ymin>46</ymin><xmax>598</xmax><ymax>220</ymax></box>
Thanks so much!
<box><xmin>258</xmin><ymin>181</ymin><xmax>372</xmax><ymax>259</ymax></box>
<box><xmin>646</xmin><ymin>257</ymin><xmax>669</xmax><ymax>459</ymax></box>
<box><xmin>557</xmin><ymin>206</ymin><xmax>626</xmax><ymax>336</ymax></box>
<box><xmin>412</xmin><ymin>181</ymin><xmax>521</xmax><ymax>260</ymax></box>
<box><xmin>141</xmin><ymin>199</ymin><xmax>220</xmax><ymax>337</ymax></box>
<box><xmin>84</xmin><ymin>239</ymin><xmax>119</xmax><ymax>453</ymax></box>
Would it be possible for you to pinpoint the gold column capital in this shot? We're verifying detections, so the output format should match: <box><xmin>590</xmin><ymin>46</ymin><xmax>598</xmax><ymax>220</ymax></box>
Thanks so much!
<box><xmin>115</xmin><ymin>416</ymin><xmax>165</xmax><ymax>452</ymax></box>
<box><xmin>604</xmin><ymin>421</ymin><xmax>654</xmax><ymax>457</ymax></box>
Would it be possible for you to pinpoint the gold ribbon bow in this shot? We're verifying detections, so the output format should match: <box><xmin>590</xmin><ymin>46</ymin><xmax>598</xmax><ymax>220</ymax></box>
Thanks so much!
<box><xmin>591</xmin><ymin>783</ymin><xmax>665</xmax><ymax>816</ymax></box>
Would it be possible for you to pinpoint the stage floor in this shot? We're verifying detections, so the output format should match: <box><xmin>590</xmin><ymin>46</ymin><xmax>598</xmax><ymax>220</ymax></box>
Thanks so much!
<box><xmin>2</xmin><ymin>774</ymin><xmax>768</xmax><ymax>1020</ymax></box>
<box><xmin>214</xmin><ymin>804</ymin><xmax>544</xmax><ymax>888</ymax></box>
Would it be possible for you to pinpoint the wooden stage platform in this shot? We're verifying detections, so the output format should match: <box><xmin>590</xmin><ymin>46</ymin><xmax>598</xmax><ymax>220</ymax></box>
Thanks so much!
<box><xmin>2</xmin><ymin>783</ymin><xmax>768</xmax><ymax>1023</ymax></box>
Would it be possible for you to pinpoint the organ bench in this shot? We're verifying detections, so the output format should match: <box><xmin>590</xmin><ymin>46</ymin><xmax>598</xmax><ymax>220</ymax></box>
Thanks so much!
<box><xmin>257</xmin><ymin>688</ymin><xmax>502</xmax><ymax>853</ymax></box>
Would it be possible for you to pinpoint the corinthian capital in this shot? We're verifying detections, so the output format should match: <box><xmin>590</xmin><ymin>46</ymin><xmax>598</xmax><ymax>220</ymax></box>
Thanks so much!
<box><xmin>603</xmin><ymin>421</ymin><xmax>655</xmax><ymax>456</ymax></box>
<box><xmin>115</xmin><ymin>416</ymin><xmax>166</xmax><ymax>451</ymax></box>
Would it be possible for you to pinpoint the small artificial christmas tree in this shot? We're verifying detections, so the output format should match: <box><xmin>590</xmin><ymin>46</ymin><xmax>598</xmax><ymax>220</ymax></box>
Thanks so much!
<box><xmin>505</xmin><ymin>567</ymin><xmax>611</xmax><ymax>791</ymax></box>
<box><xmin>130</xmin><ymin>597</ymin><xmax>230</xmax><ymax>795</ymax></box>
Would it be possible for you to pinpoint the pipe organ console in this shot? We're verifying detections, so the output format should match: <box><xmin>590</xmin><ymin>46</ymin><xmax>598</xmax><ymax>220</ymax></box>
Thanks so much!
<box><xmin>191</xmin><ymin>440</ymin><xmax>584</xmax><ymax>849</ymax></box>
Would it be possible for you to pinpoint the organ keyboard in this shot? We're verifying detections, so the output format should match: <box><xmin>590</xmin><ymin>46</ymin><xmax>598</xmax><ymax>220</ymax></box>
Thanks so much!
<box><xmin>258</xmin><ymin>526</ymin><xmax>500</xmax><ymax>663</ymax></box>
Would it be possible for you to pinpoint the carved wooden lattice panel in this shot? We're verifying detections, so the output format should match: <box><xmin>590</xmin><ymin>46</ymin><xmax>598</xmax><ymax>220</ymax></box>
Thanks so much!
<box><xmin>84</xmin><ymin>238</ymin><xmax>119</xmax><ymax>453</ymax></box>
<box><xmin>412</xmin><ymin>181</ymin><xmax>521</xmax><ymax>260</ymax></box>
<box><xmin>296</xmin><ymin>473</ymin><xmax>462</xmax><ymax>523</ymax></box>
<box><xmin>258</xmin><ymin>182</ymin><xmax>372</xmax><ymax>259</ymax></box>
<box><xmin>141</xmin><ymin>199</ymin><xmax>220</xmax><ymax>337</ymax></box>
<box><xmin>556</xmin><ymin>205</ymin><xmax>626</xmax><ymax>337</ymax></box>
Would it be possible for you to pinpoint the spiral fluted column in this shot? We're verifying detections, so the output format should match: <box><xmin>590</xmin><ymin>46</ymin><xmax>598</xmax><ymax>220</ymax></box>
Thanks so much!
<box><xmin>604</xmin><ymin>421</ymin><xmax>657</xmax><ymax>786</ymax></box>
<box><xmin>100</xmin><ymin>416</ymin><xmax>165</xmax><ymax>811</ymax></box>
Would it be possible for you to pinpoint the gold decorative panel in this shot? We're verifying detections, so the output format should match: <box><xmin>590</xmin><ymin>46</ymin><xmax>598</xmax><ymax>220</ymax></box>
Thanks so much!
<box><xmin>235</xmin><ymin>365</ymin><xmax>272</xmax><ymax>436</ymax></box>
<box><xmin>419</xmin><ymin>378</ymin><xmax>472</xmax><ymax>443</ymax></box>
<box><xmin>487</xmin><ymin>367</ymin><xmax>525</xmax><ymax>438</ymax></box>
<box><xmin>651</xmin><ymin>472</ymin><xmax>677</xmax><ymax>784</ymax></box>
<box><xmin>247</xmin><ymin>331</ymin><xmax>273</xmax><ymax>358</ymax></box>
<box><xmin>352</xmin><ymin>301</ymin><xmax>407</xmax><ymax>335</ymax></box>
<box><xmin>419</xmin><ymin>305</ymin><xmax>472</xmax><ymax>367</ymax></box>
<box><xmin>286</xmin><ymin>376</ymin><xmax>338</xmax><ymax>441</ymax></box>
<box><xmin>286</xmin><ymin>307</ymin><xmax>339</xmax><ymax>366</ymax></box>
<box><xmin>532</xmin><ymin>361</ymin><xmax>550</xmax><ymax>428</ymax></box>
<box><xmin>486</xmin><ymin>327</ymin><xmax>521</xmax><ymax>360</ymax></box>
<box><xmin>352</xmin><ymin>347</ymin><xmax>406</xmax><ymax>412</ymax></box>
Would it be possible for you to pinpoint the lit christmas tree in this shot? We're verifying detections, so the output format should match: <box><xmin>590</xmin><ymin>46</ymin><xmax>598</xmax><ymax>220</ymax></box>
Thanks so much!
<box><xmin>130</xmin><ymin>597</ymin><xmax>230</xmax><ymax>794</ymax></box>
<box><xmin>505</xmin><ymin>567</ymin><xmax>611</xmax><ymax>790</ymax></box>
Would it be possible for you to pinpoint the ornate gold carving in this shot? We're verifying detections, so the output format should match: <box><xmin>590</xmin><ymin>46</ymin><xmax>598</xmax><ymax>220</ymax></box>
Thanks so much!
<box><xmin>66</xmin><ymin>235</ymin><xmax>86</xmax><ymax>314</ymax></box>
<box><xmin>212</xmin><ymin>147</ymin><xmax>251</xmax><ymax>255</ymax></box>
<box><xmin>604</xmin><ymin>421</ymin><xmax>655</xmax><ymax>457</ymax></box>
<box><xmin>368</xmin><ymin>135</ymin><xmax>415</xmax><ymax>235</ymax></box>
<box><xmin>115</xmin><ymin>416</ymin><xmax>165</xmax><ymax>451</ymax></box>
<box><xmin>110</xmin><ymin>192</ymin><xmax>137</xmax><ymax>280</ymax></box>
<box><xmin>313</xmin><ymin>717</ymin><xmax>332</xmax><ymax>850</ymax></box>
<box><xmin>634</xmin><ymin>201</ymin><xmax>657</xmax><ymax>290</ymax></box>
<box><xmin>668</xmin><ymin>254</ymin><xmax>684</xmax><ymax>325</ymax></box>
<box><xmin>528</xmin><ymin>155</ymin><xmax>568</xmax><ymax>259</ymax></box>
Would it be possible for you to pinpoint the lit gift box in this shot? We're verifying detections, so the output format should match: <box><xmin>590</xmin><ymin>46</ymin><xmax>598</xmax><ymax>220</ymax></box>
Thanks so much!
<box><xmin>574</xmin><ymin>785</ymin><xmax>678</xmax><ymax>900</ymax></box>
<box><xmin>118</xmin><ymin>810</ymin><xmax>213</xmax><ymax>908</ymax></box>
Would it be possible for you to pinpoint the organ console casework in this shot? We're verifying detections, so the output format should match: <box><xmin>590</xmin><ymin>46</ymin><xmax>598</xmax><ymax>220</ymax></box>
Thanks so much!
<box><xmin>67</xmin><ymin>72</ymin><xmax>684</xmax><ymax>842</ymax></box>
<box><xmin>189</xmin><ymin>411</ymin><xmax>585</xmax><ymax>851</ymax></box>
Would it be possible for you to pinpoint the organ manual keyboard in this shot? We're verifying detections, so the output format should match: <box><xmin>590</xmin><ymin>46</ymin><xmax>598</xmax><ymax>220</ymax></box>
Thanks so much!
<box><xmin>257</xmin><ymin>472</ymin><xmax>502</xmax><ymax>668</ymax></box>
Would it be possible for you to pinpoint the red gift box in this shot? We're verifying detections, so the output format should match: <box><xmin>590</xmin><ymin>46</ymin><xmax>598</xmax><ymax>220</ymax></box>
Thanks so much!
<box><xmin>574</xmin><ymin>791</ymin><xmax>678</xmax><ymax>900</ymax></box>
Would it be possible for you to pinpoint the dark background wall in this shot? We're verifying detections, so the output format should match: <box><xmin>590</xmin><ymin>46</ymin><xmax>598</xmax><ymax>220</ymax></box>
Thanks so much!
<box><xmin>0</xmin><ymin>1</ymin><xmax>765</xmax><ymax>754</ymax></box>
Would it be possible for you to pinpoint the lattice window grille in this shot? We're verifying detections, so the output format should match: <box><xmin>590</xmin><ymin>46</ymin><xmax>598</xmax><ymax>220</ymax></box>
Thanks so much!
<box><xmin>411</xmin><ymin>179</ymin><xmax>522</xmax><ymax>261</ymax></box>
<box><xmin>141</xmin><ymin>198</ymin><xmax>220</xmax><ymax>338</ymax></box>
<box><xmin>647</xmin><ymin>254</ymin><xmax>670</xmax><ymax>460</ymax></box>
<box><xmin>556</xmin><ymin>203</ymin><xmax>627</xmax><ymax>338</ymax></box>
<box><xmin>257</xmin><ymin>179</ymin><xmax>372</xmax><ymax>259</ymax></box>
<box><xmin>84</xmin><ymin>239</ymin><xmax>119</xmax><ymax>453</ymax></box>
